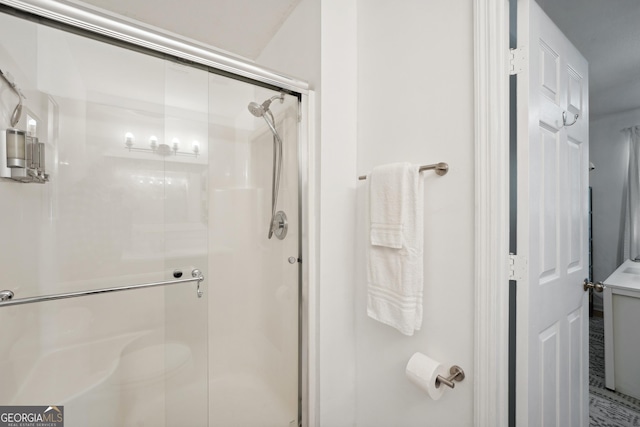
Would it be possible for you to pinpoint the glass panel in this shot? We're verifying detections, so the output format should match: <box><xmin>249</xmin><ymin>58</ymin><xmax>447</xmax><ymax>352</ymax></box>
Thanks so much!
<box><xmin>208</xmin><ymin>77</ymin><xmax>299</xmax><ymax>426</ymax></box>
<box><xmin>0</xmin><ymin>8</ymin><xmax>301</xmax><ymax>427</ymax></box>
<box><xmin>162</xmin><ymin>60</ymin><xmax>210</xmax><ymax>426</ymax></box>
<box><xmin>0</xmin><ymin>11</ymin><xmax>209</xmax><ymax>426</ymax></box>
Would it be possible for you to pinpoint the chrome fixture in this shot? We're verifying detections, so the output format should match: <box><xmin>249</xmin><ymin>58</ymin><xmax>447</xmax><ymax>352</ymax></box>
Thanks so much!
<box><xmin>192</xmin><ymin>269</ymin><xmax>204</xmax><ymax>298</ymax></box>
<box><xmin>247</xmin><ymin>93</ymin><xmax>284</xmax><ymax>120</ymax></box>
<box><xmin>0</xmin><ymin>268</ymin><xmax>205</xmax><ymax>308</ymax></box>
<box><xmin>0</xmin><ymin>68</ymin><xmax>25</xmax><ymax>127</ymax></box>
<box><xmin>562</xmin><ymin>111</ymin><xmax>579</xmax><ymax>127</ymax></box>
<box><xmin>4</xmin><ymin>131</ymin><xmax>49</xmax><ymax>184</ymax></box>
<box><xmin>0</xmin><ymin>68</ymin><xmax>47</xmax><ymax>183</ymax></box>
<box><xmin>6</xmin><ymin>128</ymin><xmax>26</xmax><ymax>168</ymax></box>
<box><xmin>358</xmin><ymin>162</ymin><xmax>449</xmax><ymax>180</ymax></box>
<box><xmin>124</xmin><ymin>133</ymin><xmax>200</xmax><ymax>158</ymax></box>
<box><xmin>435</xmin><ymin>365</ymin><xmax>466</xmax><ymax>389</ymax></box>
<box><xmin>248</xmin><ymin>92</ymin><xmax>286</xmax><ymax>239</ymax></box>
<box><xmin>584</xmin><ymin>279</ymin><xmax>605</xmax><ymax>293</ymax></box>
<box><xmin>10</xmin><ymin>134</ymin><xmax>49</xmax><ymax>183</ymax></box>
<box><xmin>0</xmin><ymin>290</ymin><xmax>13</xmax><ymax>302</ymax></box>
<box><xmin>272</xmin><ymin>210</ymin><xmax>288</xmax><ymax>240</ymax></box>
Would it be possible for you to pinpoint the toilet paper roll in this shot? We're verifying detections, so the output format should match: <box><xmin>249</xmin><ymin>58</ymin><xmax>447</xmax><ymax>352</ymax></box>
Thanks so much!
<box><xmin>405</xmin><ymin>352</ymin><xmax>449</xmax><ymax>400</ymax></box>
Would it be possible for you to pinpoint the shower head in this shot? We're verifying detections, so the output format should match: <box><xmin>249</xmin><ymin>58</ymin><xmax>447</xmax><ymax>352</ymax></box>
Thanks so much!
<box><xmin>247</xmin><ymin>93</ymin><xmax>284</xmax><ymax>118</ymax></box>
<box><xmin>248</xmin><ymin>101</ymin><xmax>265</xmax><ymax>118</ymax></box>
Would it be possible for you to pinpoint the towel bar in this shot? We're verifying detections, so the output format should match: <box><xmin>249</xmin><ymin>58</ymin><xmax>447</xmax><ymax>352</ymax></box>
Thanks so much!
<box><xmin>358</xmin><ymin>162</ymin><xmax>448</xmax><ymax>180</ymax></box>
<box><xmin>0</xmin><ymin>268</ymin><xmax>205</xmax><ymax>308</ymax></box>
<box><xmin>435</xmin><ymin>365</ymin><xmax>465</xmax><ymax>389</ymax></box>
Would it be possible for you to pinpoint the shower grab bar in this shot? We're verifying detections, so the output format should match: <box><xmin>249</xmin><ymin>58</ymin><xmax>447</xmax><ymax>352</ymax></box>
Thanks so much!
<box><xmin>358</xmin><ymin>162</ymin><xmax>449</xmax><ymax>180</ymax></box>
<box><xmin>0</xmin><ymin>268</ymin><xmax>205</xmax><ymax>308</ymax></box>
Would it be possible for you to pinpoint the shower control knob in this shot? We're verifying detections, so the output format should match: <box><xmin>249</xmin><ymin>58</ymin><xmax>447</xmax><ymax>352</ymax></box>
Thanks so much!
<box><xmin>583</xmin><ymin>279</ymin><xmax>605</xmax><ymax>293</ymax></box>
<box><xmin>288</xmin><ymin>257</ymin><xmax>297</xmax><ymax>264</ymax></box>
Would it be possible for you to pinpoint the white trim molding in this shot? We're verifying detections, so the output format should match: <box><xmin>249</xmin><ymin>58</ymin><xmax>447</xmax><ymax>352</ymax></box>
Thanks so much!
<box><xmin>473</xmin><ymin>0</ymin><xmax>511</xmax><ymax>426</ymax></box>
<box><xmin>301</xmin><ymin>90</ymin><xmax>318</xmax><ymax>427</ymax></box>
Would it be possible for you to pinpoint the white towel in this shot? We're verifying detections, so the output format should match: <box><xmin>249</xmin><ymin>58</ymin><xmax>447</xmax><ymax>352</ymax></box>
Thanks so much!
<box><xmin>369</xmin><ymin>163</ymin><xmax>407</xmax><ymax>248</ymax></box>
<box><xmin>366</xmin><ymin>162</ymin><xmax>424</xmax><ymax>336</ymax></box>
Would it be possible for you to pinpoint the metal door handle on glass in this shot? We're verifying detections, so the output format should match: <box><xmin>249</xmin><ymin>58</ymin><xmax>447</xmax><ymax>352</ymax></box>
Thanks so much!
<box><xmin>0</xmin><ymin>268</ymin><xmax>205</xmax><ymax>308</ymax></box>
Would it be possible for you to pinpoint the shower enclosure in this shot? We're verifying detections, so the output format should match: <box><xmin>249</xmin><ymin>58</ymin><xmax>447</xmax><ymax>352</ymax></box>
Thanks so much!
<box><xmin>0</xmin><ymin>2</ymin><xmax>309</xmax><ymax>426</ymax></box>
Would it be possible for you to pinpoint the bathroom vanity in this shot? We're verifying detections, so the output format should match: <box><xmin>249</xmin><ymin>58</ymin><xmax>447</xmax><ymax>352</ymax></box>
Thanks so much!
<box><xmin>603</xmin><ymin>259</ymin><xmax>640</xmax><ymax>399</ymax></box>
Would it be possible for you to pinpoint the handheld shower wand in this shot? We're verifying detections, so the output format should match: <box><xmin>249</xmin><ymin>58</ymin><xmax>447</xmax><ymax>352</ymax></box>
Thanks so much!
<box><xmin>248</xmin><ymin>92</ymin><xmax>285</xmax><ymax>239</ymax></box>
<box><xmin>247</xmin><ymin>93</ymin><xmax>284</xmax><ymax>120</ymax></box>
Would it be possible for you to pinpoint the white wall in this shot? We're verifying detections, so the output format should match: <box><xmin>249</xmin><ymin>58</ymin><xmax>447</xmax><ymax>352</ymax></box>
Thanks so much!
<box><xmin>590</xmin><ymin>108</ymin><xmax>640</xmax><ymax>305</ymax></box>
<box><xmin>355</xmin><ymin>1</ymin><xmax>475</xmax><ymax>426</ymax></box>
<box><xmin>226</xmin><ymin>0</ymin><xmax>477</xmax><ymax>425</ymax></box>
<box><xmin>256</xmin><ymin>0</ymin><xmax>320</xmax><ymax>90</ymax></box>
<box><xmin>317</xmin><ymin>0</ymin><xmax>359</xmax><ymax>426</ymax></box>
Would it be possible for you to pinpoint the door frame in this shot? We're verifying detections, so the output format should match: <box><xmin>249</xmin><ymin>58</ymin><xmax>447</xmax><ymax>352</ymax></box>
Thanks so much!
<box><xmin>473</xmin><ymin>0</ymin><xmax>511</xmax><ymax>426</ymax></box>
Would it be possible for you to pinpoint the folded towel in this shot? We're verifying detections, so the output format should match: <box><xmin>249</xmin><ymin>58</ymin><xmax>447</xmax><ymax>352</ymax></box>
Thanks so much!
<box><xmin>369</xmin><ymin>163</ymin><xmax>411</xmax><ymax>248</ymax></box>
<box><xmin>366</xmin><ymin>162</ymin><xmax>424</xmax><ymax>336</ymax></box>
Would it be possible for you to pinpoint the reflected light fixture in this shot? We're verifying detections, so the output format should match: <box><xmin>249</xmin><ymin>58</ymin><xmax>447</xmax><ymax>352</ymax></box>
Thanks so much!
<box><xmin>124</xmin><ymin>132</ymin><xmax>199</xmax><ymax>157</ymax></box>
<box><xmin>125</xmin><ymin>132</ymin><xmax>134</xmax><ymax>149</ymax></box>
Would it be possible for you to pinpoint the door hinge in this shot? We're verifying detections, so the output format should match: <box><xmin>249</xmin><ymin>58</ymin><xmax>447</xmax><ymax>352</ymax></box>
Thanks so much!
<box><xmin>508</xmin><ymin>253</ymin><xmax>527</xmax><ymax>281</ymax></box>
<box><xmin>509</xmin><ymin>47</ymin><xmax>525</xmax><ymax>75</ymax></box>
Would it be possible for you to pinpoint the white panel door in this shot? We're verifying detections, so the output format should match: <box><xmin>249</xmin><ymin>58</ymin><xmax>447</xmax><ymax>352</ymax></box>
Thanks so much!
<box><xmin>516</xmin><ymin>1</ymin><xmax>589</xmax><ymax>426</ymax></box>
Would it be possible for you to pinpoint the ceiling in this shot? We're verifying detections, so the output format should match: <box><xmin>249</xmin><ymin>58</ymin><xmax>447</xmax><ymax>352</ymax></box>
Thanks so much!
<box><xmin>77</xmin><ymin>0</ymin><xmax>301</xmax><ymax>60</ymax></box>
<box><xmin>538</xmin><ymin>0</ymin><xmax>640</xmax><ymax>119</ymax></box>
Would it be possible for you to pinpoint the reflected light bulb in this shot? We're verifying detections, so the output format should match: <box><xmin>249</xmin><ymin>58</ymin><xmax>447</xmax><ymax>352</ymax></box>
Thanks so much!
<box><xmin>172</xmin><ymin>138</ymin><xmax>180</xmax><ymax>151</ymax></box>
<box><xmin>192</xmin><ymin>140</ymin><xmax>200</xmax><ymax>155</ymax></box>
<box><xmin>125</xmin><ymin>132</ymin><xmax>134</xmax><ymax>148</ymax></box>
<box><xmin>28</xmin><ymin>119</ymin><xmax>37</xmax><ymax>137</ymax></box>
<box><xmin>149</xmin><ymin>135</ymin><xmax>158</xmax><ymax>150</ymax></box>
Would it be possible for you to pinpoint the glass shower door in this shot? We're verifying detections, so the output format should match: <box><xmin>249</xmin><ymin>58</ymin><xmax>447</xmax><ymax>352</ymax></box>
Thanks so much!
<box><xmin>0</xmin><ymin>11</ymin><xmax>209</xmax><ymax>426</ymax></box>
<box><xmin>161</xmin><ymin>59</ymin><xmax>210</xmax><ymax>427</ymax></box>
<box><xmin>0</xmin><ymin>6</ymin><xmax>303</xmax><ymax>427</ymax></box>
<box><xmin>208</xmin><ymin>77</ymin><xmax>300</xmax><ymax>427</ymax></box>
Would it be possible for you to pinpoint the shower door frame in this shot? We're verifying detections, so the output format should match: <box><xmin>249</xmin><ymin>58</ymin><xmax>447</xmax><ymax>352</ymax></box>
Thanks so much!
<box><xmin>0</xmin><ymin>1</ymin><xmax>316</xmax><ymax>426</ymax></box>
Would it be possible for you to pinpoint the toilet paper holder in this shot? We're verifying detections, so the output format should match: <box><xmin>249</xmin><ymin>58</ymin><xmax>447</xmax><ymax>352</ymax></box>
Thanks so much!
<box><xmin>435</xmin><ymin>365</ymin><xmax>465</xmax><ymax>389</ymax></box>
